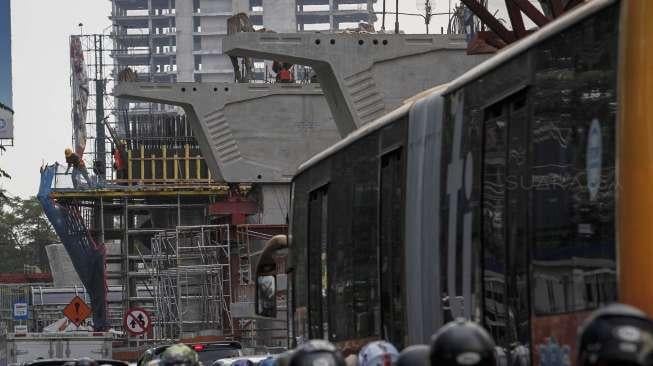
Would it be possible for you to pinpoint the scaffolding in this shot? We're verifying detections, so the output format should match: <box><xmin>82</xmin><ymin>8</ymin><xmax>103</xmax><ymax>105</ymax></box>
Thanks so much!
<box><xmin>233</xmin><ymin>225</ymin><xmax>287</xmax><ymax>347</ymax></box>
<box><xmin>42</xmin><ymin>184</ymin><xmax>230</xmax><ymax>338</ymax></box>
<box><xmin>0</xmin><ymin>284</ymin><xmax>35</xmax><ymax>333</ymax></box>
<box><xmin>71</xmin><ymin>34</ymin><xmax>209</xmax><ymax>184</ymax></box>
<box><xmin>150</xmin><ymin>225</ymin><xmax>233</xmax><ymax>340</ymax></box>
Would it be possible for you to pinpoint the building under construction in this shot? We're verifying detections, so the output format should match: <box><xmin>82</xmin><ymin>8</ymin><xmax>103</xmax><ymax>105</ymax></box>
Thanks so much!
<box><xmin>34</xmin><ymin>28</ymin><xmax>294</xmax><ymax>352</ymax></box>
<box><xmin>37</xmin><ymin>0</ymin><xmax>495</xmax><ymax>356</ymax></box>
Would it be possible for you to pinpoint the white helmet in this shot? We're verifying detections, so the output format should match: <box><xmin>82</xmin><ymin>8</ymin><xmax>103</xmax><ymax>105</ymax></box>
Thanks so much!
<box><xmin>358</xmin><ymin>341</ymin><xmax>399</xmax><ymax>366</ymax></box>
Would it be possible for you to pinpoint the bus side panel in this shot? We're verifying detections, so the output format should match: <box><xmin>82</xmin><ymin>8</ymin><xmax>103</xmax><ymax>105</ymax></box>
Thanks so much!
<box><xmin>439</xmin><ymin>84</ymin><xmax>487</xmax><ymax>327</ymax></box>
<box><xmin>291</xmin><ymin>117</ymin><xmax>410</xmax><ymax>349</ymax></box>
<box><xmin>405</xmin><ymin>94</ymin><xmax>445</xmax><ymax>345</ymax></box>
<box><xmin>290</xmin><ymin>157</ymin><xmax>332</xmax><ymax>344</ymax></box>
<box><xmin>528</xmin><ymin>4</ymin><xmax>619</xmax><ymax>365</ymax></box>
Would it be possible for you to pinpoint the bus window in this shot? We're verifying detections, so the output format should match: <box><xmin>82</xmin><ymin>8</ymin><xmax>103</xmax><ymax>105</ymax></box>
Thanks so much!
<box><xmin>379</xmin><ymin>148</ymin><xmax>405</xmax><ymax>347</ymax></box>
<box><xmin>307</xmin><ymin>187</ymin><xmax>329</xmax><ymax>339</ymax></box>
<box><xmin>481</xmin><ymin>89</ymin><xmax>531</xmax><ymax>347</ymax></box>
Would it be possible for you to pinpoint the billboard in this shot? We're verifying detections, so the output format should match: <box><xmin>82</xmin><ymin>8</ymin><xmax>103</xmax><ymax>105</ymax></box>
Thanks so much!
<box><xmin>70</xmin><ymin>36</ymin><xmax>88</xmax><ymax>155</ymax></box>
<box><xmin>0</xmin><ymin>0</ymin><xmax>13</xmax><ymax>140</ymax></box>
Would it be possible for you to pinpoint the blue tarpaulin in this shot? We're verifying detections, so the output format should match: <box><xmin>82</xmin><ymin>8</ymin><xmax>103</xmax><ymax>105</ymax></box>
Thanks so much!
<box><xmin>37</xmin><ymin>164</ymin><xmax>109</xmax><ymax>330</ymax></box>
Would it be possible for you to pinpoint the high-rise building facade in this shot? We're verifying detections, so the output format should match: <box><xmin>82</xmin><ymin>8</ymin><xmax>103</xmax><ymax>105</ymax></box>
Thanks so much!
<box><xmin>108</xmin><ymin>0</ymin><xmax>374</xmax><ymax>183</ymax></box>
<box><xmin>110</xmin><ymin>0</ymin><xmax>376</xmax><ymax>84</ymax></box>
<box><xmin>0</xmin><ymin>0</ymin><xmax>14</xmax><ymax>144</ymax></box>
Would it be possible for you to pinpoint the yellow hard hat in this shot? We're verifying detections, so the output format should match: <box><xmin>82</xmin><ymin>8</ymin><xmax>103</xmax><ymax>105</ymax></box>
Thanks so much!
<box><xmin>64</xmin><ymin>148</ymin><xmax>73</xmax><ymax>157</ymax></box>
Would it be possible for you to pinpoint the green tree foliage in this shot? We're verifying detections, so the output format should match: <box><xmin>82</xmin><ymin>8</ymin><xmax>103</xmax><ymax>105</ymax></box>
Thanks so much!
<box><xmin>0</xmin><ymin>192</ymin><xmax>58</xmax><ymax>272</ymax></box>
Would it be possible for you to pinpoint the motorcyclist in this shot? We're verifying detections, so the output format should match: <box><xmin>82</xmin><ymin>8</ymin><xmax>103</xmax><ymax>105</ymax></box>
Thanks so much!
<box><xmin>288</xmin><ymin>339</ymin><xmax>345</xmax><ymax>366</ymax></box>
<box><xmin>578</xmin><ymin>303</ymin><xmax>653</xmax><ymax>366</ymax></box>
<box><xmin>73</xmin><ymin>358</ymin><xmax>98</xmax><ymax>366</ymax></box>
<box><xmin>258</xmin><ymin>355</ymin><xmax>276</xmax><ymax>366</ymax></box>
<box><xmin>430</xmin><ymin>318</ymin><xmax>497</xmax><ymax>366</ymax></box>
<box><xmin>396</xmin><ymin>344</ymin><xmax>430</xmax><ymax>366</ymax></box>
<box><xmin>275</xmin><ymin>349</ymin><xmax>295</xmax><ymax>366</ymax></box>
<box><xmin>358</xmin><ymin>340</ymin><xmax>399</xmax><ymax>366</ymax></box>
<box><xmin>153</xmin><ymin>344</ymin><xmax>201</xmax><ymax>366</ymax></box>
<box><xmin>231</xmin><ymin>360</ymin><xmax>254</xmax><ymax>366</ymax></box>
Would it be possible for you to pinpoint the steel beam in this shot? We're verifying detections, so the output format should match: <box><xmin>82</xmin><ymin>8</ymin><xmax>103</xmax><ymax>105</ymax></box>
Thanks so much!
<box><xmin>505</xmin><ymin>0</ymin><xmax>527</xmax><ymax>39</ymax></box>
<box><xmin>549</xmin><ymin>0</ymin><xmax>564</xmax><ymax>16</ymax></box>
<box><xmin>513</xmin><ymin>0</ymin><xmax>551</xmax><ymax>27</ymax></box>
<box><xmin>460</xmin><ymin>0</ymin><xmax>516</xmax><ymax>43</ymax></box>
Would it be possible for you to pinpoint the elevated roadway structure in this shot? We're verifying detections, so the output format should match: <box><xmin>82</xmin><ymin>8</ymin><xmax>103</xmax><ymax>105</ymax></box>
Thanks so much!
<box><xmin>223</xmin><ymin>33</ymin><xmax>489</xmax><ymax>135</ymax></box>
<box><xmin>114</xmin><ymin>82</ymin><xmax>338</xmax><ymax>184</ymax></box>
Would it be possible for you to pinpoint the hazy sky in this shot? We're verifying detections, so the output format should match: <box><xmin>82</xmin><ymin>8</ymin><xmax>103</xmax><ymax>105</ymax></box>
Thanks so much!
<box><xmin>0</xmin><ymin>0</ymin><xmax>479</xmax><ymax>197</ymax></box>
<box><xmin>4</xmin><ymin>1</ymin><xmax>111</xmax><ymax>197</ymax></box>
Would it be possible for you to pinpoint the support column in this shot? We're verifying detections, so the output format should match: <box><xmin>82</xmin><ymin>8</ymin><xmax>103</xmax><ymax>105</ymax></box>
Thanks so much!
<box><xmin>262</xmin><ymin>0</ymin><xmax>297</xmax><ymax>32</ymax></box>
<box><xmin>148</xmin><ymin>0</ymin><xmax>155</xmax><ymax>82</ymax></box>
<box><xmin>175</xmin><ymin>0</ymin><xmax>195</xmax><ymax>82</ymax></box>
<box><xmin>617</xmin><ymin>0</ymin><xmax>653</xmax><ymax>316</ymax></box>
<box><xmin>95</xmin><ymin>78</ymin><xmax>106</xmax><ymax>179</ymax></box>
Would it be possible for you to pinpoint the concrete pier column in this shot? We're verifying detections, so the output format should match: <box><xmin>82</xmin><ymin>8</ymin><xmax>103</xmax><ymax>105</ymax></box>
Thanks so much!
<box><xmin>175</xmin><ymin>0</ymin><xmax>195</xmax><ymax>82</ymax></box>
<box><xmin>263</xmin><ymin>0</ymin><xmax>297</xmax><ymax>32</ymax></box>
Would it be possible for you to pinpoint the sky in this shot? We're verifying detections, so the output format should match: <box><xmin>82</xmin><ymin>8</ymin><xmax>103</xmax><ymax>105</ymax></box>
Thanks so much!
<box><xmin>3</xmin><ymin>0</ymin><xmax>111</xmax><ymax>197</ymax></box>
<box><xmin>0</xmin><ymin>0</ymin><xmax>497</xmax><ymax>198</ymax></box>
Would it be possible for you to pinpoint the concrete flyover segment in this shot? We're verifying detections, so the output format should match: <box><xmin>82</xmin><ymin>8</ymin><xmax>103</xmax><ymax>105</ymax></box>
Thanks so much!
<box><xmin>223</xmin><ymin>33</ymin><xmax>489</xmax><ymax>134</ymax></box>
<box><xmin>114</xmin><ymin>82</ymin><xmax>339</xmax><ymax>182</ymax></box>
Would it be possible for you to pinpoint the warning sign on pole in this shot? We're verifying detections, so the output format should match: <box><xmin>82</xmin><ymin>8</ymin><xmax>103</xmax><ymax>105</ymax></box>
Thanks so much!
<box><xmin>123</xmin><ymin>307</ymin><xmax>151</xmax><ymax>336</ymax></box>
<box><xmin>63</xmin><ymin>296</ymin><xmax>91</xmax><ymax>327</ymax></box>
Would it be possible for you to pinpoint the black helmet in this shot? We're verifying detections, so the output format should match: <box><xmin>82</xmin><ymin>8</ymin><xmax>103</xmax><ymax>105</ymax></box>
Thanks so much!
<box><xmin>578</xmin><ymin>303</ymin><xmax>653</xmax><ymax>366</ymax></box>
<box><xmin>75</xmin><ymin>358</ymin><xmax>98</xmax><ymax>366</ymax></box>
<box><xmin>430</xmin><ymin>319</ymin><xmax>497</xmax><ymax>366</ymax></box>
<box><xmin>289</xmin><ymin>339</ymin><xmax>345</xmax><ymax>366</ymax></box>
<box><xmin>397</xmin><ymin>344</ymin><xmax>430</xmax><ymax>366</ymax></box>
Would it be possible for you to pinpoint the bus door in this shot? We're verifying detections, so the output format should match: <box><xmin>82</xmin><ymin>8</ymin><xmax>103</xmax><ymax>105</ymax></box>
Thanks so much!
<box><xmin>481</xmin><ymin>90</ymin><xmax>531</xmax><ymax>352</ymax></box>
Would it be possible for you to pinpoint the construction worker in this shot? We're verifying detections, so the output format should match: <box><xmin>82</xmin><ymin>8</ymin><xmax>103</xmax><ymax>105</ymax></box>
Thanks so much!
<box><xmin>358</xmin><ymin>340</ymin><xmax>399</xmax><ymax>366</ymax></box>
<box><xmin>289</xmin><ymin>339</ymin><xmax>345</xmax><ymax>366</ymax></box>
<box><xmin>112</xmin><ymin>140</ymin><xmax>128</xmax><ymax>183</ymax></box>
<box><xmin>151</xmin><ymin>344</ymin><xmax>201</xmax><ymax>366</ymax></box>
<box><xmin>278</xmin><ymin>67</ymin><xmax>293</xmax><ymax>83</ymax></box>
<box><xmin>430</xmin><ymin>318</ymin><xmax>497</xmax><ymax>366</ymax></box>
<box><xmin>64</xmin><ymin>148</ymin><xmax>93</xmax><ymax>189</ymax></box>
<box><xmin>258</xmin><ymin>356</ymin><xmax>276</xmax><ymax>366</ymax></box>
<box><xmin>578</xmin><ymin>303</ymin><xmax>653</xmax><ymax>366</ymax></box>
<box><xmin>396</xmin><ymin>345</ymin><xmax>429</xmax><ymax>366</ymax></box>
<box><xmin>231</xmin><ymin>360</ymin><xmax>254</xmax><ymax>366</ymax></box>
<box><xmin>275</xmin><ymin>349</ymin><xmax>295</xmax><ymax>366</ymax></box>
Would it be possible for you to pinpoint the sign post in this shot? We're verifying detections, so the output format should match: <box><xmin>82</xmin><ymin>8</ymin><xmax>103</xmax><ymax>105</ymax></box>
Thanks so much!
<box><xmin>123</xmin><ymin>307</ymin><xmax>151</xmax><ymax>336</ymax></box>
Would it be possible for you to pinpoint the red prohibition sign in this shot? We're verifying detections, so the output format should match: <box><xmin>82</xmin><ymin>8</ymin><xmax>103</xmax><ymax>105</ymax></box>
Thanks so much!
<box><xmin>123</xmin><ymin>307</ymin><xmax>152</xmax><ymax>336</ymax></box>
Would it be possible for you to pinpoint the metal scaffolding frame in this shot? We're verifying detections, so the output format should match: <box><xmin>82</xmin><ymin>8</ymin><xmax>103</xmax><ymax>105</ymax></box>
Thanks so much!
<box><xmin>232</xmin><ymin>225</ymin><xmax>287</xmax><ymax>347</ymax></box>
<box><xmin>150</xmin><ymin>225</ymin><xmax>233</xmax><ymax>340</ymax></box>
<box><xmin>47</xmin><ymin>187</ymin><xmax>229</xmax><ymax>343</ymax></box>
<box><xmin>71</xmin><ymin>34</ymin><xmax>209</xmax><ymax>184</ymax></box>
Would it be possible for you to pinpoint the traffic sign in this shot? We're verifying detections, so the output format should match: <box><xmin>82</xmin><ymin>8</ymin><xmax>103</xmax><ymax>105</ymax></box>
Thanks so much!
<box><xmin>13</xmin><ymin>302</ymin><xmax>28</xmax><ymax>320</ymax></box>
<box><xmin>123</xmin><ymin>307</ymin><xmax>151</xmax><ymax>336</ymax></box>
<box><xmin>63</xmin><ymin>296</ymin><xmax>91</xmax><ymax>327</ymax></box>
<box><xmin>14</xmin><ymin>325</ymin><xmax>27</xmax><ymax>334</ymax></box>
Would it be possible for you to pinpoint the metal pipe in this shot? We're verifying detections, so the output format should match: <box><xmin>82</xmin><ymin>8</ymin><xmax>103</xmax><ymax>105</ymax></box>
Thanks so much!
<box><xmin>395</xmin><ymin>0</ymin><xmax>399</xmax><ymax>33</ymax></box>
<box><xmin>382</xmin><ymin>0</ymin><xmax>386</xmax><ymax>30</ymax></box>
